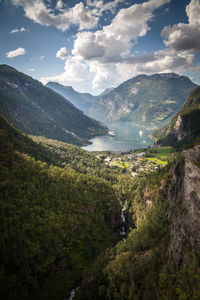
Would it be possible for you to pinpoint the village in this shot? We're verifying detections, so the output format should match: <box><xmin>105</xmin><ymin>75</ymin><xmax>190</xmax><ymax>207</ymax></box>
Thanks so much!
<box><xmin>96</xmin><ymin>147</ymin><xmax>172</xmax><ymax>178</ymax></box>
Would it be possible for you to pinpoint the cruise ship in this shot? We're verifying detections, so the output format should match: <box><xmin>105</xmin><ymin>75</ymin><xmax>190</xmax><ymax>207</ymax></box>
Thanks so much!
<box><xmin>108</xmin><ymin>130</ymin><xmax>115</xmax><ymax>137</ymax></box>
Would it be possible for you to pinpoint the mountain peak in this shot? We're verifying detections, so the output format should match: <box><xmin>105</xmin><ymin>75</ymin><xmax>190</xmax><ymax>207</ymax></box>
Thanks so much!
<box><xmin>89</xmin><ymin>72</ymin><xmax>198</xmax><ymax>128</ymax></box>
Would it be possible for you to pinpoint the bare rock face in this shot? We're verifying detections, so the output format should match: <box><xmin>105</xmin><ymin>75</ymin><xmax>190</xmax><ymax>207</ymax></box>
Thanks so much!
<box><xmin>168</xmin><ymin>145</ymin><xmax>200</xmax><ymax>267</ymax></box>
<box><xmin>172</xmin><ymin>114</ymin><xmax>192</xmax><ymax>142</ymax></box>
<box><xmin>174</xmin><ymin>115</ymin><xmax>186</xmax><ymax>141</ymax></box>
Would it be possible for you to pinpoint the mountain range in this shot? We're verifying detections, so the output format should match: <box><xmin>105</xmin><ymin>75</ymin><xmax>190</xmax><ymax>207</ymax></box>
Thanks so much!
<box><xmin>1</xmin><ymin>102</ymin><xmax>200</xmax><ymax>299</ymax></box>
<box><xmin>0</xmin><ymin>64</ymin><xmax>107</xmax><ymax>146</ymax></box>
<box><xmin>0</xmin><ymin>63</ymin><xmax>200</xmax><ymax>299</ymax></box>
<box><xmin>46</xmin><ymin>82</ymin><xmax>115</xmax><ymax>116</ymax></box>
<box><xmin>47</xmin><ymin>73</ymin><xmax>197</xmax><ymax>129</ymax></box>
<box><xmin>0</xmin><ymin>64</ymin><xmax>199</xmax><ymax>149</ymax></box>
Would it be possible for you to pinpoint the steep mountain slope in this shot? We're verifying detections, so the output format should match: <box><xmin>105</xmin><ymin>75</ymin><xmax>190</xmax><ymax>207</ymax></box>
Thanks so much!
<box><xmin>152</xmin><ymin>86</ymin><xmax>200</xmax><ymax>146</ymax></box>
<box><xmin>89</xmin><ymin>73</ymin><xmax>197</xmax><ymax>128</ymax></box>
<box><xmin>1</xmin><ymin>113</ymin><xmax>200</xmax><ymax>299</ymax></box>
<box><xmin>0</xmin><ymin>65</ymin><xmax>107</xmax><ymax>146</ymax></box>
<box><xmin>0</xmin><ymin>115</ymin><xmax>120</xmax><ymax>300</ymax></box>
<box><xmin>78</xmin><ymin>145</ymin><xmax>200</xmax><ymax>300</ymax></box>
<box><xmin>46</xmin><ymin>82</ymin><xmax>115</xmax><ymax>116</ymax></box>
<box><xmin>46</xmin><ymin>82</ymin><xmax>97</xmax><ymax>115</ymax></box>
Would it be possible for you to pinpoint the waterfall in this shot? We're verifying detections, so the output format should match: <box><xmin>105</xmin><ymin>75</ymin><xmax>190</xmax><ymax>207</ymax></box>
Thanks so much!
<box><xmin>67</xmin><ymin>286</ymin><xmax>80</xmax><ymax>300</ymax></box>
<box><xmin>120</xmin><ymin>199</ymin><xmax>127</xmax><ymax>241</ymax></box>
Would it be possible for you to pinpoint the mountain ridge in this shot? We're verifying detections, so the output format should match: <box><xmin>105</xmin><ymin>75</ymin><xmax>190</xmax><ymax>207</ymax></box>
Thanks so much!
<box><xmin>46</xmin><ymin>81</ymin><xmax>97</xmax><ymax>115</ymax></box>
<box><xmin>88</xmin><ymin>72</ymin><xmax>197</xmax><ymax>128</ymax></box>
<box><xmin>152</xmin><ymin>85</ymin><xmax>200</xmax><ymax>147</ymax></box>
<box><xmin>47</xmin><ymin>73</ymin><xmax>197</xmax><ymax>130</ymax></box>
<box><xmin>0</xmin><ymin>64</ymin><xmax>107</xmax><ymax>146</ymax></box>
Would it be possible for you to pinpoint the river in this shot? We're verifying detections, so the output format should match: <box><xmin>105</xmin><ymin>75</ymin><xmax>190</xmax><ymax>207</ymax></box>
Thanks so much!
<box><xmin>83</xmin><ymin>121</ymin><xmax>153</xmax><ymax>152</ymax></box>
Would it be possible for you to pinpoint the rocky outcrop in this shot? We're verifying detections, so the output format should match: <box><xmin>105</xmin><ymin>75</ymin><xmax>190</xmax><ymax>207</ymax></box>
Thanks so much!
<box><xmin>152</xmin><ymin>86</ymin><xmax>200</xmax><ymax>146</ymax></box>
<box><xmin>168</xmin><ymin>145</ymin><xmax>200</xmax><ymax>267</ymax></box>
<box><xmin>171</xmin><ymin>114</ymin><xmax>192</xmax><ymax>142</ymax></box>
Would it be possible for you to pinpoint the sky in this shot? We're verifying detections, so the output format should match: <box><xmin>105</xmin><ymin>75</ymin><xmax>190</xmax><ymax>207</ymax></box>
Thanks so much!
<box><xmin>0</xmin><ymin>0</ymin><xmax>200</xmax><ymax>95</ymax></box>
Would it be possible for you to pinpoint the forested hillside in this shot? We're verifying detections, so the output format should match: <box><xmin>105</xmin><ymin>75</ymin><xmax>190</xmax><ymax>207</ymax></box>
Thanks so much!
<box><xmin>0</xmin><ymin>65</ymin><xmax>107</xmax><ymax>146</ymax></box>
<box><xmin>0</xmin><ymin>115</ymin><xmax>120</xmax><ymax>300</ymax></box>
<box><xmin>1</xmin><ymin>96</ymin><xmax>200</xmax><ymax>300</ymax></box>
<box><xmin>1</xmin><ymin>0</ymin><xmax>200</xmax><ymax>299</ymax></box>
<box><xmin>152</xmin><ymin>86</ymin><xmax>200</xmax><ymax>147</ymax></box>
<box><xmin>77</xmin><ymin>145</ymin><xmax>200</xmax><ymax>299</ymax></box>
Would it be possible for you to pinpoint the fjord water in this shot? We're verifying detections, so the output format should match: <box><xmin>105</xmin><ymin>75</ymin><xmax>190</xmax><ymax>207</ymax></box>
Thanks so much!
<box><xmin>83</xmin><ymin>121</ymin><xmax>153</xmax><ymax>151</ymax></box>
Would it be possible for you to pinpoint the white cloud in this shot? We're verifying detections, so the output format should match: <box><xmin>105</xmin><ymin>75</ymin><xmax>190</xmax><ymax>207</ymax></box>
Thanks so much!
<box><xmin>27</xmin><ymin>68</ymin><xmax>35</xmax><ymax>71</ymax></box>
<box><xmin>87</xmin><ymin>0</ymin><xmax>124</xmax><ymax>14</ymax></box>
<box><xmin>10</xmin><ymin>27</ymin><xmax>28</xmax><ymax>34</ymax></box>
<box><xmin>40</xmin><ymin>0</ymin><xmax>198</xmax><ymax>94</ymax></box>
<box><xmin>41</xmin><ymin>48</ymin><xmax>196</xmax><ymax>95</ymax></box>
<box><xmin>6</xmin><ymin>47</ymin><xmax>26</xmax><ymax>58</ymax></box>
<box><xmin>116</xmin><ymin>50</ymin><xmax>195</xmax><ymax>79</ymax></box>
<box><xmin>40</xmin><ymin>55</ymin><xmax>45</xmax><ymax>60</ymax></box>
<box><xmin>88</xmin><ymin>49</ymin><xmax>195</xmax><ymax>92</ymax></box>
<box><xmin>73</xmin><ymin>0</ymin><xmax>171</xmax><ymax>63</ymax></box>
<box><xmin>10</xmin><ymin>29</ymin><xmax>19</xmax><ymax>34</ymax></box>
<box><xmin>20</xmin><ymin>27</ymin><xmax>27</xmax><ymax>32</ymax></box>
<box><xmin>41</xmin><ymin>56</ymin><xmax>94</xmax><ymax>92</ymax></box>
<box><xmin>56</xmin><ymin>0</ymin><xmax>63</xmax><ymax>10</ymax></box>
<box><xmin>12</xmin><ymin>0</ymin><xmax>98</xmax><ymax>31</ymax></box>
<box><xmin>56</xmin><ymin>47</ymin><xmax>69</xmax><ymax>60</ymax></box>
<box><xmin>88</xmin><ymin>61</ymin><xmax>120</xmax><ymax>91</ymax></box>
<box><xmin>162</xmin><ymin>0</ymin><xmax>200</xmax><ymax>52</ymax></box>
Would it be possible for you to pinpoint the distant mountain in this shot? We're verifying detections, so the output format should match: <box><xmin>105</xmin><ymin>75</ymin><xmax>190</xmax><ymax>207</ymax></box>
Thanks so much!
<box><xmin>46</xmin><ymin>83</ymin><xmax>116</xmax><ymax>115</ymax></box>
<box><xmin>88</xmin><ymin>73</ymin><xmax>197</xmax><ymax>129</ymax></box>
<box><xmin>151</xmin><ymin>85</ymin><xmax>200</xmax><ymax>146</ymax></box>
<box><xmin>0</xmin><ymin>65</ymin><xmax>107</xmax><ymax>146</ymax></box>
<box><xmin>46</xmin><ymin>81</ymin><xmax>97</xmax><ymax>115</ymax></box>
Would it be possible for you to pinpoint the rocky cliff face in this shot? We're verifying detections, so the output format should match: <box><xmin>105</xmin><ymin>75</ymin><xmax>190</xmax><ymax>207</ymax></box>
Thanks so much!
<box><xmin>168</xmin><ymin>145</ymin><xmax>200</xmax><ymax>267</ymax></box>
<box><xmin>173</xmin><ymin>114</ymin><xmax>192</xmax><ymax>141</ymax></box>
<box><xmin>152</xmin><ymin>86</ymin><xmax>200</xmax><ymax>146</ymax></box>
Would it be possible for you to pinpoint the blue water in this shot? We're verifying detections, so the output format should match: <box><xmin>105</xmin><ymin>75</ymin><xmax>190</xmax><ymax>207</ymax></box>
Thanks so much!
<box><xmin>83</xmin><ymin>121</ymin><xmax>153</xmax><ymax>152</ymax></box>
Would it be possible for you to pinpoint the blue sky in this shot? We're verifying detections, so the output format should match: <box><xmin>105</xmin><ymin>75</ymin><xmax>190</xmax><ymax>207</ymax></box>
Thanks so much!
<box><xmin>0</xmin><ymin>0</ymin><xmax>200</xmax><ymax>94</ymax></box>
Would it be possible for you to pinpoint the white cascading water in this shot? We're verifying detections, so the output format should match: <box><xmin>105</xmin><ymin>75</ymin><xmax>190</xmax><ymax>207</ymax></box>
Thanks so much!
<box><xmin>120</xmin><ymin>199</ymin><xmax>127</xmax><ymax>241</ymax></box>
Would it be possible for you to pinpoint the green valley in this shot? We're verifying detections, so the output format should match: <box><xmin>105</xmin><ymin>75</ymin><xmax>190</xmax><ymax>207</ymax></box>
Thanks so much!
<box><xmin>0</xmin><ymin>67</ymin><xmax>200</xmax><ymax>300</ymax></box>
<box><xmin>1</xmin><ymin>0</ymin><xmax>200</xmax><ymax>298</ymax></box>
